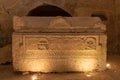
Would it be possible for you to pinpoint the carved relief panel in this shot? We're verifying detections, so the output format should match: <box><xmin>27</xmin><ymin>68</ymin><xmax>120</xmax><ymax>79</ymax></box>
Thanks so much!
<box><xmin>24</xmin><ymin>36</ymin><xmax>97</xmax><ymax>51</ymax></box>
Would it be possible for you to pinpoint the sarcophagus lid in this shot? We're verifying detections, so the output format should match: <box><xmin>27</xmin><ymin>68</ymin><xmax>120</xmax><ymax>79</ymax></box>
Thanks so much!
<box><xmin>13</xmin><ymin>16</ymin><xmax>106</xmax><ymax>33</ymax></box>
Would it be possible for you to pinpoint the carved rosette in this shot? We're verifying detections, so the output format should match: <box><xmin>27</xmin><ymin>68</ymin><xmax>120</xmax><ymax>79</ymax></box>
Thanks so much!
<box><xmin>37</xmin><ymin>38</ymin><xmax>49</xmax><ymax>50</ymax></box>
<box><xmin>84</xmin><ymin>37</ymin><xmax>96</xmax><ymax>50</ymax></box>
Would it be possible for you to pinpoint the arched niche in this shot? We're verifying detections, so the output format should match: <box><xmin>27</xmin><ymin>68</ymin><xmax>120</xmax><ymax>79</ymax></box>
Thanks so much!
<box><xmin>27</xmin><ymin>5</ymin><xmax>72</xmax><ymax>17</ymax></box>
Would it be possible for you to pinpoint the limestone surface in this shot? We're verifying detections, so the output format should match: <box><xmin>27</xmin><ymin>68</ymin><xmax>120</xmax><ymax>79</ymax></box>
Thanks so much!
<box><xmin>12</xmin><ymin>16</ymin><xmax>107</xmax><ymax>72</ymax></box>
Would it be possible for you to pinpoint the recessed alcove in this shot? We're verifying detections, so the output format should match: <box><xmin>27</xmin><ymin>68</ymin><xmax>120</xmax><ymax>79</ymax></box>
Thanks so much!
<box><xmin>27</xmin><ymin>5</ymin><xmax>72</xmax><ymax>17</ymax></box>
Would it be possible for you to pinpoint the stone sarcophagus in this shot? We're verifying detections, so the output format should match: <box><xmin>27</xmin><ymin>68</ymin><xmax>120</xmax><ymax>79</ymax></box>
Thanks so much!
<box><xmin>12</xmin><ymin>16</ymin><xmax>107</xmax><ymax>72</ymax></box>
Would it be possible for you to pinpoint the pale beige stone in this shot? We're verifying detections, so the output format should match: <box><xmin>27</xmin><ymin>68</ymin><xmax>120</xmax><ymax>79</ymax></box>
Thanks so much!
<box><xmin>12</xmin><ymin>16</ymin><xmax>107</xmax><ymax>72</ymax></box>
<box><xmin>22</xmin><ymin>72</ymin><xmax>29</xmax><ymax>75</ymax></box>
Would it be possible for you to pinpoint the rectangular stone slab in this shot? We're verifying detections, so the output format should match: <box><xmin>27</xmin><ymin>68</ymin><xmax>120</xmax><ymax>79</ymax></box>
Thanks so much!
<box><xmin>12</xmin><ymin>33</ymin><xmax>107</xmax><ymax>72</ymax></box>
<box><xmin>12</xmin><ymin>16</ymin><xmax>107</xmax><ymax>72</ymax></box>
<box><xmin>13</xmin><ymin>16</ymin><xmax>106</xmax><ymax>33</ymax></box>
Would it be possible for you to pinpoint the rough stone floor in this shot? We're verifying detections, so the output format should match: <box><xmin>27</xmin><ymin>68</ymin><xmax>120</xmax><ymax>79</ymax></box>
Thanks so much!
<box><xmin>0</xmin><ymin>55</ymin><xmax>120</xmax><ymax>80</ymax></box>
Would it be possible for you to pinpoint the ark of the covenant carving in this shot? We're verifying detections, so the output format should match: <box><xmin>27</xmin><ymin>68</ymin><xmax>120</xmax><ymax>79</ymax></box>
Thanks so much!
<box><xmin>12</xmin><ymin>16</ymin><xmax>107</xmax><ymax>72</ymax></box>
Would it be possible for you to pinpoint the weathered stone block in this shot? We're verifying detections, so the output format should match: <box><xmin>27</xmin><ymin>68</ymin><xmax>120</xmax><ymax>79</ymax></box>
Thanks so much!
<box><xmin>12</xmin><ymin>16</ymin><xmax>107</xmax><ymax>72</ymax></box>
